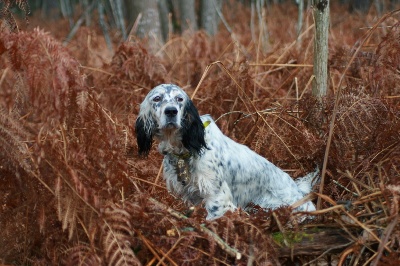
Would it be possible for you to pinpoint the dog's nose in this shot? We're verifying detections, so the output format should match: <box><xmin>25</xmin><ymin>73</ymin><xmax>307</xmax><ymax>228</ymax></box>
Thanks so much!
<box><xmin>164</xmin><ymin>107</ymin><xmax>178</xmax><ymax>117</ymax></box>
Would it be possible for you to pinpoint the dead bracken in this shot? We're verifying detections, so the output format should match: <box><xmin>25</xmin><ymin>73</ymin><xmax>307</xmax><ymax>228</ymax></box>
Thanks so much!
<box><xmin>0</xmin><ymin>1</ymin><xmax>399</xmax><ymax>265</ymax></box>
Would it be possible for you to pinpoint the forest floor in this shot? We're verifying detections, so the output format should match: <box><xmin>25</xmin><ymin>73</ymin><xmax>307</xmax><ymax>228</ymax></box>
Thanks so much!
<box><xmin>0</xmin><ymin>2</ymin><xmax>400</xmax><ymax>265</ymax></box>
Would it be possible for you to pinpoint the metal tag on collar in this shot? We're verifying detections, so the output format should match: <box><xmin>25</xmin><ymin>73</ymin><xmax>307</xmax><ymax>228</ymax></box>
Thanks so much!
<box><xmin>175</xmin><ymin>157</ymin><xmax>191</xmax><ymax>186</ymax></box>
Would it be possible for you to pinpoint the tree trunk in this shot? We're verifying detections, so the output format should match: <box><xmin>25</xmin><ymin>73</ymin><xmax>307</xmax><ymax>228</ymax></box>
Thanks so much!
<box><xmin>109</xmin><ymin>0</ymin><xmax>127</xmax><ymax>40</ymax></box>
<box><xmin>131</xmin><ymin>0</ymin><xmax>163</xmax><ymax>53</ymax></box>
<box><xmin>312</xmin><ymin>0</ymin><xmax>330</xmax><ymax>99</ymax></box>
<box><xmin>158</xmin><ymin>0</ymin><xmax>171</xmax><ymax>41</ymax></box>
<box><xmin>179</xmin><ymin>0</ymin><xmax>198</xmax><ymax>32</ymax></box>
<box><xmin>200</xmin><ymin>0</ymin><xmax>221</xmax><ymax>36</ymax></box>
<box><xmin>297</xmin><ymin>0</ymin><xmax>304</xmax><ymax>36</ymax></box>
<box><xmin>349</xmin><ymin>0</ymin><xmax>372</xmax><ymax>13</ymax></box>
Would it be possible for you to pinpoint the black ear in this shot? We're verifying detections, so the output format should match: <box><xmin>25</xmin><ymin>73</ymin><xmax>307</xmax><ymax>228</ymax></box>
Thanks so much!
<box><xmin>181</xmin><ymin>100</ymin><xmax>207</xmax><ymax>155</ymax></box>
<box><xmin>135</xmin><ymin>116</ymin><xmax>153</xmax><ymax>157</ymax></box>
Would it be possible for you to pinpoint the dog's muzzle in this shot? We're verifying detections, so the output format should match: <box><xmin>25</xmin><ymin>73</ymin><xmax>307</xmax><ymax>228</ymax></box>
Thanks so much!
<box><xmin>164</xmin><ymin>106</ymin><xmax>178</xmax><ymax>117</ymax></box>
<box><xmin>163</xmin><ymin>106</ymin><xmax>179</xmax><ymax>129</ymax></box>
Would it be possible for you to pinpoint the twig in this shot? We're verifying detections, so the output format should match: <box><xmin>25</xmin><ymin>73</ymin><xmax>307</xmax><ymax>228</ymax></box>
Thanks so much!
<box><xmin>213</xmin><ymin>0</ymin><xmax>249</xmax><ymax>58</ymax></box>
<box><xmin>259</xmin><ymin>23</ymin><xmax>314</xmax><ymax>85</ymax></box>
<box><xmin>332</xmin><ymin>180</ymin><xmax>359</xmax><ymax>197</ymax></box>
<box><xmin>156</xmin><ymin>236</ymin><xmax>183</xmax><ymax>266</ymax></box>
<box><xmin>0</xmin><ymin>67</ymin><xmax>9</xmax><ymax>88</ymax></box>
<box><xmin>249</xmin><ymin>63</ymin><xmax>313</xmax><ymax>67</ymax></box>
<box><xmin>371</xmin><ymin>215</ymin><xmax>398</xmax><ymax>266</ymax></box>
<box><xmin>45</xmin><ymin>160</ymin><xmax>100</xmax><ymax>215</ymax></box>
<box><xmin>129</xmin><ymin>13</ymin><xmax>142</xmax><ymax>39</ymax></box>
<box><xmin>272</xmin><ymin>212</ymin><xmax>289</xmax><ymax>247</ymax></box>
<box><xmin>137</xmin><ymin>230</ymin><xmax>169</xmax><ymax>266</ymax></box>
<box><xmin>338</xmin><ymin>246</ymin><xmax>356</xmax><ymax>266</ymax></box>
<box><xmin>98</xmin><ymin>2</ymin><xmax>112</xmax><ymax>50</ymax></box>
<box><xmin>200</xmin><ymin>224</ymin><xmax>242</xmax><ymax>260</ymax></box>
<box><xmin>63</xmin><ymin>1</ymin><xmax>96</xmax><ymax>46</ymax></box>
<box><xmin>128</xmin><ymin>175</ymin><xmax>166</xmax><ymax>190</ymax></box>
<box><xmin>148</xmin><ymin>197</ymin><xmax>242</xmax><ymax>260</ymax></box>
<box><xmin>192</xmin><ymin>61</ymin><xmax>303</xmax><ymax>167</ymax></box>
<box><xmin>187</xmin><ymin>245</ymin><xmax>231</xmax><ymax>265</ymax></box>
<box><xmin>303</xmin><ymin>241</ymin><xmax>354</xmax><ymax>266</ymax></box>
<box><xmin>151</xmin><ymin>161</ymin><xmax>164</xmax><ymax>193</ymax></box>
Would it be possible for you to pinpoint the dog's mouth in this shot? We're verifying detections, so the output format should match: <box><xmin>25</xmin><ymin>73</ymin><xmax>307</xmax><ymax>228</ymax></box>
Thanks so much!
<box><xmin>162</xmin><ymin>122</ymin><xmax>179</xmax><ymax>130</ymax></box>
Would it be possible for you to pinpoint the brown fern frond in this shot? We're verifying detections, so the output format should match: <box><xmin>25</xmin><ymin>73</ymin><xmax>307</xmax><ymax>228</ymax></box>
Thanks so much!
<box><xmin>0</xmin><ymin>0</ymin><xmax>29</xmax><ymax>32</ymax></box>
<box><xmin>1</xmin><ymin>28</ymin><xmax>85</xmax><ymax>125</ymax></box>
<box><xmin>331</xmin><ymin>88</ymin><xmax>399</xmax><ymax>172</ymax></box>
<box><xmin>372</xmin><ymin>22</ymin><xmax>400</xmax><ymax>97</ymax></box>
<box><xmin>0</xmin><ymin>108</ymin><xmax>32</xmax><ymax>173</ymax></box>
<box><xmin>96</xmin><ymin>42</ymin><xmax>168</xmax><ymax>119</ymax></box>
<box><xmin>101</xmin><ymin>202</ymin><xmax>141</xmax><ymax>266</ymax></box>
<box><xmin>64</xmin><ymin>244</ymin><xmax>102</xmax><ymax>266</ymax></box>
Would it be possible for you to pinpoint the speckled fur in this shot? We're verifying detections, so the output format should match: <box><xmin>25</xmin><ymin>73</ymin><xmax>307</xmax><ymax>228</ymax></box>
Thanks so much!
<box><xmin>136</xmin><ymin>84</ymin><xmax>318</xmax><ymax>220</ymax></box>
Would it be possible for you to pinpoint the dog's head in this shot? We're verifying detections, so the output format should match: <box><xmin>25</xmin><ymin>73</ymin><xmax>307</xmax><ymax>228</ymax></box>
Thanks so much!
<box><xmin>135</xmin><ymin>84</ymin><xmax>207</xmax><ymax>157</ymax></box>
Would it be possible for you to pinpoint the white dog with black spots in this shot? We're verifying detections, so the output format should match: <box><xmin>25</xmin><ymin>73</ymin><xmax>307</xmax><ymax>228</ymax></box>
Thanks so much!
<box><xmin>136</xmin><ymin>84</ymin><xmax>318</xmax><ymax>220</ymax></box>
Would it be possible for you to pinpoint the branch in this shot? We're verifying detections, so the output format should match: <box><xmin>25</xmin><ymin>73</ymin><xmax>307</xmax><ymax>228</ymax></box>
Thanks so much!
<box><xmin>148</xmin><ymin>197</ymin><xmax>242</xmax><ymax>260</ymax></box>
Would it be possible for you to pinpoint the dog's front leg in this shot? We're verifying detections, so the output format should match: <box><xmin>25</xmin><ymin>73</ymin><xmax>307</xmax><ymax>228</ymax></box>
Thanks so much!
<box><xmin>204</xmin><ymin>181</ymin><xmax>237</xmax><ymax>220</ymax></box>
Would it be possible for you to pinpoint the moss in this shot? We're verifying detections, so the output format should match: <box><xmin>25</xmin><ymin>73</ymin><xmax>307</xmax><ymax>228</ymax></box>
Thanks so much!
<box><xmin>272</xmin><ymin>230</ymin><xmax>315</xmax><ymax>247</ymax></box>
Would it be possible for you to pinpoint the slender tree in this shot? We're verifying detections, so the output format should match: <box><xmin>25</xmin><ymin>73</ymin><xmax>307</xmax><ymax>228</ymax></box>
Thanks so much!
<box><xmin>297</xmin><ymin>0</ymin><xmax>304</xmax><ymax>36</ymax></box>
<box><xmin>200</xmin><ymin>0</ymin><xmax>221</xmax><ymax>36</ymax></box>
<box><xmin>179</xmin><ymin>0</ymin><xmax>198</xmax><ymax>32</ymax></box>
<box><xmin>349</xmin><ymin>0</ymin><xmax>372</xmax><ymax>13</ymax></box>
<box><xmin>158</xmin><ymin>0</ymin><xmax>171</xmax><ymax>41</ymax></box>
<box><xmin>313</xmin><ymin>0</ymin><xmax>330</xmax><ymax>211</ymax></box>
<box><xmin>312</xmin><ymin>0</ymin><xmax>329</xmax><ymax>99</ymax></box>
<box><xmin>131</xmin><ymin>0</ymin><xmax>163</xmax><ymax>52</ymax></box>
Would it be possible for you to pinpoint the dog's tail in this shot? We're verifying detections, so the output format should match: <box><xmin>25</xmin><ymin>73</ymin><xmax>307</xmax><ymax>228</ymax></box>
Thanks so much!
<box><xmin>295</xmin><ymin>167</ymin><xmax>320</xmax><ymax>195</ymax></box>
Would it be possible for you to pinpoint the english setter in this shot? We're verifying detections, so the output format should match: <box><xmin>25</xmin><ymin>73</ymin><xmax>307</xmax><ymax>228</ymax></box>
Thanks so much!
<box><xmin>136</xmin><ymin>84</ymin><xmax>318</xmax><ymax>220</ymax></box>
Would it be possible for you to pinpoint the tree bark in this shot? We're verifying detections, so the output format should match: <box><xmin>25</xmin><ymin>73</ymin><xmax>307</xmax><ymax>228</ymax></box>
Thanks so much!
<box><xmin>297</xmin><ymin>0</ymin><xmax>304</xmax><ymax>36</ymax></box>
<box><xmin>200</xmin><ymin>0</ymin><xmax>221</xmax><ymax>36</ymax></box>
<box><xmin>131</xmin><ymin>0</ymin><xmax>163</xmax><ymax>53</ymax></box>
<box><xmin>158</xmin><ymin>0</ymin><xmax>171</xmax><ymax>41</ymax></box>
<box><xmin>179</xmin><ymin>0</ymin><xmax>198</xmax><ymax>32</ymax></box>
<box><xmin>349</xmin><ymin>0</ymin><xmax>372</xmax><ymax>13</ymax></box>
<box><xmin>312</xmin><ymin>0</ymin><xmax>330</xmax><ymax>99</ymax></box>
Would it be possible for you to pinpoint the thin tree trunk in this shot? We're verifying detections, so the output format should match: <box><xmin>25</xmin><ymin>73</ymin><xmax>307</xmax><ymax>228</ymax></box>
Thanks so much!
<box><xmin>179</xmin><ymin>0</ymin><xmax>198</xmax><ymax>32</ymax></box>
<box><xmin>200</xmin><ymin>0</ymin><xmax>221</xmax><ymax>36</ymax></box>
<box><xmin>158</xmin><ymin>0</ymin><xmax>171</xmax><ymax>41</ymax></box>
<box><xmin>349</xmin><ymin>0</ymin><xmax>372</xmax><ymax>13</ymax></box>
<box><xmin>131</xmin><ymin>0</ymin><xmax>163</xmax><ymax>53</ymax></box>
<box><xmin>312</xmin><ymin>0</ymin><xmax>329</xmax><ymax>99</ymax></box>
<box><xmin>109</xmin><ymin>0</ymin><xmax>127</xmax><ymax>40</ymax></box>
<box><xmin>313</xmin><ymin>0</ymin><xmax>330</xmax><ymax>211</ymax></box>
<box><xmin>297</xmin><ymin>0</ymin><xmax>304</xmax><ymax>36</ymax></box>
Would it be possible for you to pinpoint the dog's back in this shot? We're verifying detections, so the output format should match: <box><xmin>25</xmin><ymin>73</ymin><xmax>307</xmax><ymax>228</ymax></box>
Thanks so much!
<box><xmin>199</xmin><ymin>115</ymin><xmax>316</xmax><ymax>214</ymax></box>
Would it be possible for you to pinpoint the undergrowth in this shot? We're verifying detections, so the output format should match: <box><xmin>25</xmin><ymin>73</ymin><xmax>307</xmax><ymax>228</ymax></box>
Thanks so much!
<box><xmin>0</xmin><ymin>2</ymin><xmax>399</xmax><ymax>265</ymax></box>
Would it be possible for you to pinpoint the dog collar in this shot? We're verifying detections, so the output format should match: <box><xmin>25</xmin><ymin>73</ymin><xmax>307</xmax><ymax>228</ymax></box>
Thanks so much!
<box><xmin>173</xmin><ymin>152</ymin><xmax>191</xmax><ymax>159</ymax></box>
<box><xmin>173</xmin><ymin>120</ymin><xmax>210</xmax><ymax>186</ymax></box>
<box><xmin>172</xmin><ymin>120</ymin><xmax>210</xmax><ymax>159</ymax></box>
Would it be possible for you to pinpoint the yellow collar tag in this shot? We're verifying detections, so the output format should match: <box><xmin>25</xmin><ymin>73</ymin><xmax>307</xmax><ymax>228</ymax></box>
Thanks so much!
<box><xmin>173</xmin><ymin>120</ymin><xmax>210</xmax><ymax>160</ymax></box>
<box><xmin>203</xmin><ymin>120</ymin><xmax>211</xmax><ymax>128</ymax></box>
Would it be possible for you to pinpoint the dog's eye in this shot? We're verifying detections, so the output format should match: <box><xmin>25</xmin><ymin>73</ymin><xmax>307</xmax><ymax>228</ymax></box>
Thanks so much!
<box><xmin>176</xmin><ymin>97</ymin><xmax>184</xmax><ymax>102</ymax></box>
<box><xmin>153</xmin><ymin>96</ymin><xmax>161</xmax><ymax>102</ymax></box>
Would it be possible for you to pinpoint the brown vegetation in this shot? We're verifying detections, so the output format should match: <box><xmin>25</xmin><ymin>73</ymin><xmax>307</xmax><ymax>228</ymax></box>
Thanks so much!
<box><xmin>0</xmin><ymin>2</ymin><xmax>399</xmax><ymax>265</ymax></box>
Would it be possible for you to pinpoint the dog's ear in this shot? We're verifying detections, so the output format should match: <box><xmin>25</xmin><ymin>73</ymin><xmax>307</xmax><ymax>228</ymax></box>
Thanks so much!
<box><xmin>181</xmin><ymin>100</ymin><xmax>207</xmax><ymax>155</ymax></box>
<box><xmin>135</xmin><ymin>116</ymin><xmax>153</xmax><ymax>157</ymax></box>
